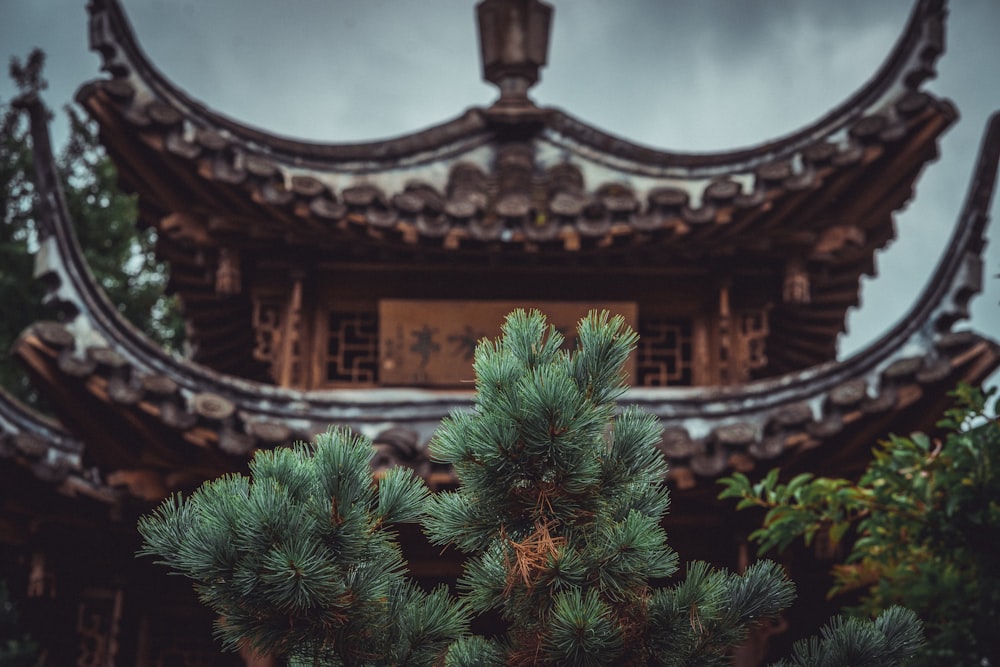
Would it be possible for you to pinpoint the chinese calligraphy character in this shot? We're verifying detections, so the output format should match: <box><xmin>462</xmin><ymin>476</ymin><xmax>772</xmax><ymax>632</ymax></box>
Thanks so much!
<box><xmin>409</xmin><ymin>325</ymin><xmax>440</xmax><ymax>368</ymax></box>
<box><xmin>447</xmin><ymin>325</ymin><xmax>485</xmax><ymax>361</ymax></box>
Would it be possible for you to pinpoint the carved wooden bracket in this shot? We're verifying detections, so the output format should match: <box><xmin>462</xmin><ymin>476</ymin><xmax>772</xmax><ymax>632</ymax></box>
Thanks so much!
<box><xmin>783</xmin><ymin>259</ymin><xmax>811</xmax><ymax>305</ymax></box>
<box><xmin>214</xmin><ymin>247</ymin><xmax>241</xmax><ymax>296</ymax></box>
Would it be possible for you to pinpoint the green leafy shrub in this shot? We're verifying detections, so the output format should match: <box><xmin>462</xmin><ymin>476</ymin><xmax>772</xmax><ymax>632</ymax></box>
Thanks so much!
<box><xmin>720</xmin><ymin>383</ymin><xmax>1000</xmax><ymax>666</ymax></box>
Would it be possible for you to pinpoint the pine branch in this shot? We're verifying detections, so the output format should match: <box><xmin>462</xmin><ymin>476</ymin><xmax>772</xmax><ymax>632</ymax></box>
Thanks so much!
<box><xmin>139</xmin><ymin>427</ymin><xmax>465</xmax><ymax>663</ymax></box>
<box><xmin>769</xmin><ymin>607</ymin><xmax>922</xmax><ymax>667</ymax></box>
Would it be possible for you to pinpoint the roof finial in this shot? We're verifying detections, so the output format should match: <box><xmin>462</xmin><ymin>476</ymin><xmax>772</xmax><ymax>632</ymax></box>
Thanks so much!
<box><xmin>477</xmin><ymin>0</ymin><xmax>553</xmax><ymax>114</ymax></box>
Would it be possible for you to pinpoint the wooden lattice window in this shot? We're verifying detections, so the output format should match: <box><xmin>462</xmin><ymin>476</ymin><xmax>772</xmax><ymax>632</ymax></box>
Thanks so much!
<box><xmin>326</xmin><ymin>310</ymin><xmax>379</xmax><ymax>385</ymax></box>
<box><xmin>637</xmin><ymin>317</ymin><xmax>693</xmax><ymax>386</ymax></box>
<box><xmin>252</xmin><ymin>292</ymin><xmax>303</xmax><ymax>386</ymax></box>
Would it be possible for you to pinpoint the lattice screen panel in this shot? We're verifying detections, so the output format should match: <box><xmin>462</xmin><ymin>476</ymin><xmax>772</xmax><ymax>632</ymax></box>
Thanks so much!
<box><xmin>637</xmin><ymin>317</ymin><xmax>693</xmax><ymax>386</ymax></box>
<box><xmin>326</xmin><ymin>310</ymin><xmax>379</xmax><ymax>385</ymax></box>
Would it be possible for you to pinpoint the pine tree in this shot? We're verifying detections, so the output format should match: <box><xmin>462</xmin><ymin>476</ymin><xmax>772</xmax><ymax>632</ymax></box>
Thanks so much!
<box><xmin>139</xmin><ymin>310</ymin><xmax>923</xmax><ymax>666</ymax></box>
<box><xmin>426</xmin><ymin>310</ymin><xmax>797</xmax><ymax>665</ymax></box>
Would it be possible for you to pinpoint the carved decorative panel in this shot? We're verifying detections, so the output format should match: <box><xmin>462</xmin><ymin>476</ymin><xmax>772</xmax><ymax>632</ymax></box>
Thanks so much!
<box><xmin>718</xmin><ymin>310</ymin><xmax>734</xmax><ymax>385</ymax></box>
<box><xmin>636</xmin><ymin>317</ymin><xmax>693</xmax><ymax>386</ymax></box>
<box><xmin>740</xmin><ymin>309</ymin><xmax>769</xmax><ymax>372</ymax></box>
<box><xmin>378</xmin><ymin>300</ymin><xmax>637</xmax><ymax>386</ymax></box>
<box><xmin>251</xmin><ymin>295</ymin><xmax>283</xmax><ymax>366</ymax></box>
<box><xmin>252</xmin><ymin>291</ymin><xmax>302</xmax><ymax>386</ymax></box>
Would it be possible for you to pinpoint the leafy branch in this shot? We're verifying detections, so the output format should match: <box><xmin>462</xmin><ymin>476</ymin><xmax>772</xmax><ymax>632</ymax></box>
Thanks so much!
<box><xmin>721</xmin><ymin>384</ymin><xmax>1000</xmax><ymax>666</ymax></box>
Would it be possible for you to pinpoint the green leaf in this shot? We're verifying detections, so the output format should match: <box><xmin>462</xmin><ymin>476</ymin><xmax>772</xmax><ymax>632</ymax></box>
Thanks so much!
<box><xmin>717</xmin><ymin>472</ymin><xmax>752</xmax><ymax>500</ymax></box>
<box><xmin>829</xmin><ymin>520</ymin><xmax>850</xmax><ymax>545</ymax></box>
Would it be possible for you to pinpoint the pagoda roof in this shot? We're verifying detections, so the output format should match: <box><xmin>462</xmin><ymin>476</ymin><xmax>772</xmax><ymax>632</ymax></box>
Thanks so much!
<box><xmin>12</xmin><ymin>89</ymin><xmax>1000</xmax><ymax>501</ymax></box>
<box><xmin>78</xmin><ymin>0</ymin><xmax>952</xmax><ymax>253</ymax></box>
<box><xmin>77</xmin><ymin>0</ymin><xmax>959</xmax><ymax>377</ymax></box>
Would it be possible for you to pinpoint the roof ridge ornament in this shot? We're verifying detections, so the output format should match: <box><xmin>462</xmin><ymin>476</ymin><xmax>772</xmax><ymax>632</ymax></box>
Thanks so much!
<box><xmin>477</xmin><ymin>0</ymin><xmax>553</xmax><ymax>122</ymax></box>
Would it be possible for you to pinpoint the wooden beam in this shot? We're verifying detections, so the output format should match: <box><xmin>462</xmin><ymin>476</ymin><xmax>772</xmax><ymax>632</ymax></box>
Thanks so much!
<box><xmin>277</xmin><ymin>277</ymin><xmax>304</xmax><ymax>388</ymax></box>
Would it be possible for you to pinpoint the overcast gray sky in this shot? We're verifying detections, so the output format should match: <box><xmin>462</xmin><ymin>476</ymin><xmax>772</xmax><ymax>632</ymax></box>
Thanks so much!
<box><xmin>1</xmin><ymin>0</ymin><xmax>998</xmax><ymax>374</ymax></box>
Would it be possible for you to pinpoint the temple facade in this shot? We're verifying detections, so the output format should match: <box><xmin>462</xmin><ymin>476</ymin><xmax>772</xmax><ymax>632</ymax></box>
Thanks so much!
<box><xmin>2</xmin><ymin>0</ymin><xmax>998</xmax><ymax>664</ymax></box>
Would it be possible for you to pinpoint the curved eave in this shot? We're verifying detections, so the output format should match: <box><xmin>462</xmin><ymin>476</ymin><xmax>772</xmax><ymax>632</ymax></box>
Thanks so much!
<box><xmin>16</xmin><ymin>90</ymin><xmax>1000</xmax><ymax>497</ymax></box>
<box><xmin>85</xmin><ymin>0</ymin><xmax>946</xmax><ymax>172</ymax></box>
<box><xmin>85</xmin><ymin>0</ymin><xmax>492</xmax><ymax>165</ymax></box>
<box><xmin>0</xmin><ymin>387</ymin><xmax>120</xmax><ymax>509</ymax></box>
<box><xmin>86</xmin><ymin>81</ymin><xmax>956</xmax><ymax>376</ymax></box>
<box><xmin>541</xmin><ymin>0</ymin><xmax>945</xmax><ymax>174</ymax></box>
<box><xmin>78</xmin><ymin>0</ymin><xmax>952</xmax><ymax>253</ymax></box>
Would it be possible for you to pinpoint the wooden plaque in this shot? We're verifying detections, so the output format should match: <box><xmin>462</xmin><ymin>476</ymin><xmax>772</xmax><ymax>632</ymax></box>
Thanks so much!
<box><xmin>378</xmin><ymin>300</ymin><xmax>637</xmax><ymax>386</ymax></box>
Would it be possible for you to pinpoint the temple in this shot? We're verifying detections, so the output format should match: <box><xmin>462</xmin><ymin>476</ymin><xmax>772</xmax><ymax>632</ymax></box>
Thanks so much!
<box><xmin>2</xmin><ymin>0</ymin><xmax>998</xmax><ymax>664</ymax></box>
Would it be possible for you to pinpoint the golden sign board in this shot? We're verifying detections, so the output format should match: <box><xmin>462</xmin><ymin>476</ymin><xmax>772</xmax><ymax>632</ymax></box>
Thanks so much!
<box><xmin>378</xmin><ymin>300</ymin><xmax>637</xmax><ymax>386</ymax></box>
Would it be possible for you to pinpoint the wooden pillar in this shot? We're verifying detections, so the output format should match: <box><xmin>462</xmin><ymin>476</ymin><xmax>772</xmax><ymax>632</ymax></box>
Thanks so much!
<box><xmin>297</xmin><ymin>274</ymin><xmax>318</xmax><ymax>389</ymax></box>
<box><xmin>276</xmin><ymin>275</ymin><xmax>303</xmax><ymax>388</ymax></box>
<box><xmin>135</xmin><ymin>616</ymin><xmax>151</xmax><ymax>667</ymax></box>
<box><xmin>717</xmin><ymin>281</ymin><xmax>734</xmax><ymax>385</ymax></box>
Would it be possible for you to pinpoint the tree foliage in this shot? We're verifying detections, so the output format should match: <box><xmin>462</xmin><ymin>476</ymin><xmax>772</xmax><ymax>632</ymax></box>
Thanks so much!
<box><xmin>139</xmin><ymin>432</ymin><xmax>463</xmax><ymax>665</ymax></box>
<box><xmin>720</xmin><ymin>383</ymin><xmax>1000</xmax><ymax>666</ymax></box>
<box><xmin>0</xmin><ymin>56</ymin><xmax>48</xmax><ymax>404</ymax></box>
<box><xmin>140</xmin><ymin>310</ymin><xmax>923</xmax><ymax>666</ymax></box>
<box><xmin>425</xmin><ymin>310</ymin><xmax>797</xmax><ymax>666</ymax></box>
<box><xmin>0</xmin><ymin>50</ymin><xmax>183</xmax><ymax>405</ymax></box>
<box><xmin>58</xmin><ymin>107</ymin><xmax>184</xmax><ymax>346</ymax></box>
